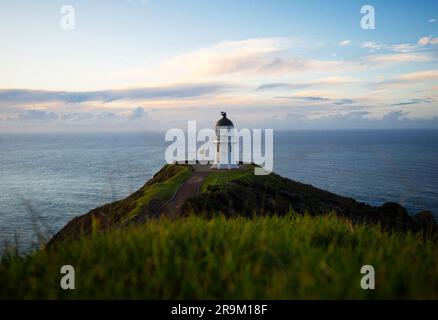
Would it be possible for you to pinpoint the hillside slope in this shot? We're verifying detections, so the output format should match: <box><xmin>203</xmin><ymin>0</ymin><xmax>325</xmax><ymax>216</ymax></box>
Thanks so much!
<box><xmin>48</xmin><ymin>164</ymin><xmax>192</xmax><ymax>246</ymax></box>
<box><xmin>48</xmin><ymin>164</ymin><xmax>437</xmax><ymax>248</ymax></box>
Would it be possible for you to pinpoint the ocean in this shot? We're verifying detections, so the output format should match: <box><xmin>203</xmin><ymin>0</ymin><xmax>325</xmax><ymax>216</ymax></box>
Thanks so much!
<box><xmin>1</xmin><ymin>130</ymin><xmax>438</xmax><ymax>249</ymax></box>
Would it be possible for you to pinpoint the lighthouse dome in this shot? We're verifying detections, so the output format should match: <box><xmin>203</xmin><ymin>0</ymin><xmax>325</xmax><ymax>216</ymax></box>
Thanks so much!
<box><xmin>216</xmin><ymin>112</ymin><xmax>234</xmax><ymax>127</ymax></box>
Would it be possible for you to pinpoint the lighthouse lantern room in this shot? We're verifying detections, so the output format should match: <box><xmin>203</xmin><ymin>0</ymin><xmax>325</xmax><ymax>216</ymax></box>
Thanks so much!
<box><xmin>211</xmin><ymin>112</ymin><xmax>239</xmax><ymax>170</ymax></box>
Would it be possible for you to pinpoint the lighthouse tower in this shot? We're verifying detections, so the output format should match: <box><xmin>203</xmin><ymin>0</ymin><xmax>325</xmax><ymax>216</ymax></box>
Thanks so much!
<box><xmin>211</xmin><ymin>112</ymin><xmax>239</xmax><ymax>170</ymax></box>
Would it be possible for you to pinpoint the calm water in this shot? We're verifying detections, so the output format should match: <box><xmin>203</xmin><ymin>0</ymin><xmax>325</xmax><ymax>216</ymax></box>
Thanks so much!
<box><xmin>1</xmin><ymin>130</ymin><xmax>438</xmax><ymax>248</ymax></box>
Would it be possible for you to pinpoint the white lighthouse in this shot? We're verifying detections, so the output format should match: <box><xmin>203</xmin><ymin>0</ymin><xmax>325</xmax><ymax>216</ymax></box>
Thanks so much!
<box><xmin>211</xmin><ymin>112</ymin><xmax>239</xmax><ymax>170</ymax></box>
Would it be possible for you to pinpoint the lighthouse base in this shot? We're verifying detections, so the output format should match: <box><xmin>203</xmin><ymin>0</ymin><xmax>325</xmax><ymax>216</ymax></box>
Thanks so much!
<box><xmin>210</xmin><ymin>163</ymin><xmax>239</xmax><ymax>170</ymax></box>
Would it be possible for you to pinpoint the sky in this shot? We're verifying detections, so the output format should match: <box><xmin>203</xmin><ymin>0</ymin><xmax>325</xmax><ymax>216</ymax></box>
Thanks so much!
<box><xmin>0</xmin><ymin>0</ymin><xmax>437</xmax><ymax>131</ymax></box>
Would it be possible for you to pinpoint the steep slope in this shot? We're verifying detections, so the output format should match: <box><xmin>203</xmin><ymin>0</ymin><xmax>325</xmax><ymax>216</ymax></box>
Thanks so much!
<box><xmin>48</xmin><ymin>164</ymin><xmax>437</xmax><ymax>248</ymax></box>
<box><xmin>185</xmin><ymin>170</ymin><xmax>435</xmax><ymax>233</ymax></box>
<box><xmin>47</xmin><ymin>164</ymin><xmax>192</xmax><ymax>247</ymax></box>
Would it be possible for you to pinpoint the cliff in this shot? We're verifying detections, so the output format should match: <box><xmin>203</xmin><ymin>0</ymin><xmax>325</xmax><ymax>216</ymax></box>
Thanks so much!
<box><xmin>47</xmin><ymin>163</ymin><xmax>437</xmax><ymax>248</ymax></box>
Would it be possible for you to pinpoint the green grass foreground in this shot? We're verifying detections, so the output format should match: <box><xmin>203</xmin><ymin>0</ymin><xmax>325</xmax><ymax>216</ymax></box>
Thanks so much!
<box><xmin>1</xmin><ymin>214</ymin><xmax>437</xmax><ymax>299</ymax></box>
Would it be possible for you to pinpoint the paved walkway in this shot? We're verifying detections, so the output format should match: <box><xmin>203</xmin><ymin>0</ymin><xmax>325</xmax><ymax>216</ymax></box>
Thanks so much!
<box><xmin>159</xmin><ymin>164</ymin><xmax>246</xmax><ymax>218</ymax></box>
<box><xmin>160</xmin><ymin>171</ymin><xmax>210</xmax><ymax>218</ymax></box>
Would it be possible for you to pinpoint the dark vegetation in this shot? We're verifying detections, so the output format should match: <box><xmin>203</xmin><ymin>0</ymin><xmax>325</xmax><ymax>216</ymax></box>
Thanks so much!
<box><xmin>186</xmin><ymin>167</ymin><xmax>436</xmax><ymax>237</ymax></box>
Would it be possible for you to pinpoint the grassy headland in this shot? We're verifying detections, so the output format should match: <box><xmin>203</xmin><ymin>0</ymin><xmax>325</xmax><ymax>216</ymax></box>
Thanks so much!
<box><xmin>1</xmin><ymin>164</ymin><xmax>437</xmax><ymax>299</ymax></box>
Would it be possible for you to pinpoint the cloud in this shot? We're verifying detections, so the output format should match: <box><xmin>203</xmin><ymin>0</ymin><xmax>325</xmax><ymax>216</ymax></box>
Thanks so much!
<box><xmin>165</xmin><ymin>37</ymin><xmax>435</xmax><ymax>80</ymax></box>
<box><xmin>2</xmin><ymin>35</ymin><xmax>438</xmax><ymax>132</ymax></box>
<box><xmin>361</xmin><ymin>41</ymin><xmax>385</xmax><ymax>51</ymax></box>
<box><xmin>4</xmin><ymin>107</ymin><xmax>152</xmax><ymax>130</ymax></box>
<box><xmin>165</xmin><ymin>38</ymin><xmax>290</xmax><ymax>76</ymax></box>
<box><xmin>429</xmin><ymin>18</ymin><xmax>436</xmax><ymax>23</ymax></box>
<box><xmin>164</xmin><ymin>37</ymin><xmax>350</xmax><ymax>77</ymax></box>
<box><xmin>255</xmin><ymin>83</ymin><xmax>305</xmax><ymax>91</ymax></box>
<box><xmin>9</xmin><ymin>110</ymin><xmax>122</xmax><ymax>124</ymax></box>
<box><xmin>382</xmin><ymin>110</ymin><xmax>408</xmax><ymax>122</ymax></box>
<box><xmin>269</xmin><ymin>109</ymin><xmax>438</xmax><ymax>130</ymax></box>
<box><xmin>418</xmin><ymin>36</ymin><xmax>432</xmax><ymax>46</ymax></box>
<box><xmin>272</xmin><ymin>110</ymin><xmax>371</xmax><ymax>124</ymax></box>
<box><xmin>359</xmin><ymin>38</ymin><xmax>437</xmax><ymax>54</ymax></box>
<box><xmin>373</xmin><ymin>70</ymin><xmax>438</xmax><ymax>90</ymax></box>
<box><xmin>389</xmin><ymin>43</ymin><xmax>420</xmax><ymax>53</ymax></box>
<box><xmin>129</xmin><ymin>107</ymin><xmax>147</xmax><ymax>120</ymax></box>
<box><xmin>391</xmin><ymin>98</ymin><xmax>433</xmax><ymax>106</ymax></box>
<box><xmin>0</xmin><ymin>83</ymin><xmax>232</xmax><ymax>104</ymax></box>
<box><xmin>396</xmin><ymin>70</ymin><xmax>438</xmax><ymax>82</ymax></box>
<box><xmin>334</xmin><ymin>99</ymin><xmax>354</xmax><ymax>105</ymax></box>
<box><xmin>313</xmin><ymin>77</ymin><xmax>358</xmax><ymax>86</ymax></box>
<box><xmin>96</xmin><ymin>112</ymin><xmax>117</xmax><ymax>119</ymax></box>
<box><xmin>418</xmin><ymin>36</ymin><xmax>438</xmax><ymax>46</ymax></box>
<box><xmin>2</xmin><ymin>36</ymin><xmax>430</xmax><ymax>109</ymax></box>
<box><xmin>13</xmin><ymin>110</ymin><xmax>59</xmax><ymax>122</ymax></box>
<box><xmin>61</xmin><ymin>113</ymin><xmax>94</xmax><ymax>122</ymax></box>
<box><xmin>323</xmin><ymin>111</ymin><xmax>370</xmax><ymax>121</ymax></box>
<box><xmin>256</xmin><ymin>77</ymin><xmax>357</xmax><ymax>92</ymax></box>
<box><xmin>276</xmin><ymin>95</ymin><xmax>357</xmax><ymax>107</ymax></box>
<box><xmin>366</xmin><ymin>53</ymin><xmax>433</xmax><ymax>64</ymax></box>
<box><xmin>276</xmin><ymin>96</ymin><xmax>330</xmax><ymax>102</ymax></box>
<box><xmin>339</xmin><ymin>40</ymin><xmax>352</xmax><ymax>46</ymax></box>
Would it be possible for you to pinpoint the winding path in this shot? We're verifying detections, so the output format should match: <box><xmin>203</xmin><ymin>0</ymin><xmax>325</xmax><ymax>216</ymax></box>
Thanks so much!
<box><xmin>160</xmin><ymin>164</ymin><xmax>243</xmax><ymax>218</ymax></box>
<box><xmin>159</xmin><ymin>171</ymin><xmax>210</xmax><ymax>218</ymax></box>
